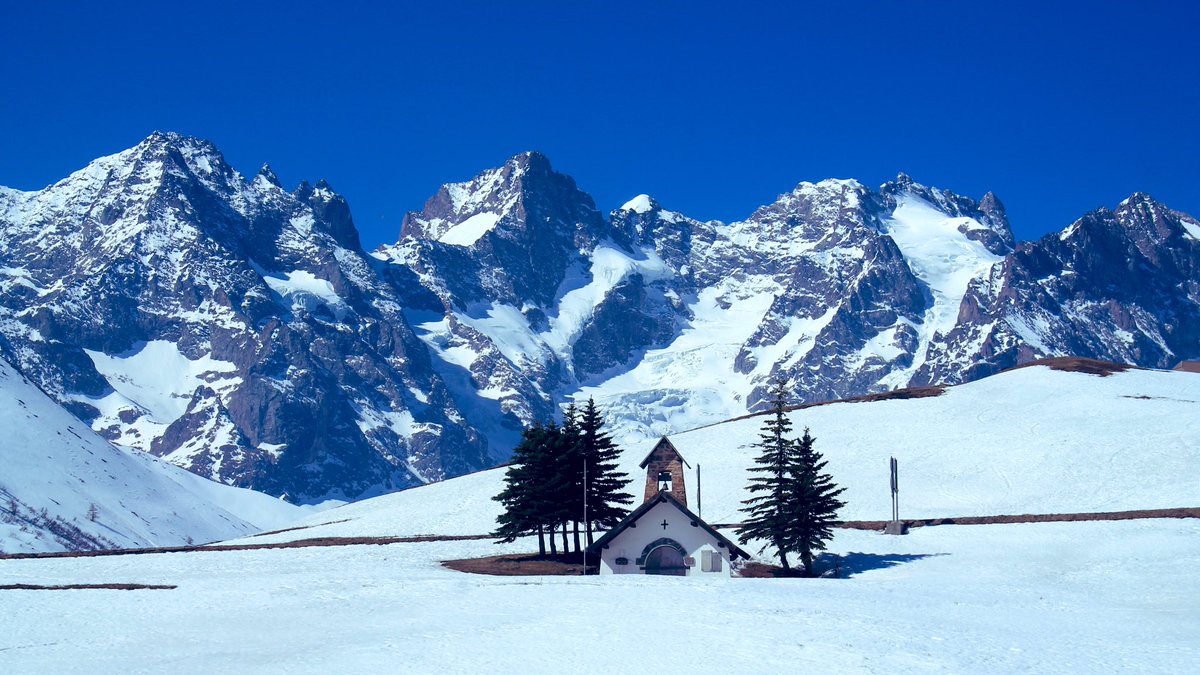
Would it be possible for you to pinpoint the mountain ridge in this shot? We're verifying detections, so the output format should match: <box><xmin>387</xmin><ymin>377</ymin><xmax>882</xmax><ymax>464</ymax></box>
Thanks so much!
<box><xmin>1</xmin><ymin>132</ymin><xmax>1196</xmax><ymax>501</ymax></box>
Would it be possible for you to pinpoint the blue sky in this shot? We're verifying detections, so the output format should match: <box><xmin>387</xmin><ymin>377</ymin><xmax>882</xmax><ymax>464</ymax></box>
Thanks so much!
<box><xmin>1</xmin><ymin>1</ymin><xmax>1196</xmax><ymax>246</ymax></box>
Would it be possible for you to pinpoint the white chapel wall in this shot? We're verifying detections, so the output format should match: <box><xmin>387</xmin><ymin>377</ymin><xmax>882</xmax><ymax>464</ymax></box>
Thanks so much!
<box><xmin>598</xmin><ymin>501</ymin><xmax>734</xmax><ymax>577</ymax></box>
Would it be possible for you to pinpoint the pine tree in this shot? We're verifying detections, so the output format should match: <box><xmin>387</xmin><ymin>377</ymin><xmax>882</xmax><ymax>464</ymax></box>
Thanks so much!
<box><xmin>577</xmin><ymin>398</ymin><xmax>632</xmax><ymax>546</ymax></box>
<box><xmin>736</xmin><ymin>379</ymin><xmax>846</xmax><ymax>576</ymax></box>
<box><xmin>736</xmin><ymin>378</ymin><xmax>801</xmax><ymax>572</ymax></box>
<box><xmin>790</xmin><ymin>427</ymin><xmax>845</xmax><ymax>576</ymax></box>
<box><xmin>493</xmin><ymin>423</ymin><xmax>558</xmax><ymax>555</ymax></box>
<box><xmin>547</xmin><ymin>412</ymin><xmax>584</xmax><ymax>554</ymax></box>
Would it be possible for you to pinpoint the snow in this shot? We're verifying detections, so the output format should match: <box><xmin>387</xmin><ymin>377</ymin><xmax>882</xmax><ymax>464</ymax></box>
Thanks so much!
<box><xmin>258</xmin><ymin>268</ymin><xmax>350</xmax><ymax>320</ymax></box>
<box><xmin>83</xmin><ymin>341</ymin><xmax>242</xmax><ymax>425</ymax></box>
<box><xmin>0</xmin><ymin>356</ymin><xmax>300</xmax><ymax>553</ymax></box>
<box><xmin>572</xmin><ymin>276</ymin><xmax>776</xmax><ymax>441</ymax></box>
<box><xmin>880</xmin><ymin>193</ymin><xmax>1004</xmax><ymax>380</ymax></box>
<box><xmin>543</xmin><ymin>245</ymin><xmax>671</xmax><ymax>361</ymax></box>
<box><xmin>620</xmin><ymin>194</ymin><xmax>655</xmax><ymax>213</ymax></box>
<box><xmin>0</xmin><ymin>519</ymin><xmax>1196</xmax><ymax>672</ymax></box>
<box><xmin>438</xmin><ymin>212</ymin><xmax>501</xmax><ymax>246</ymax></box>
<box><xmin>1181</xmin><ymin>217</ymin><xmax>1200</xmax><ymax>241</ymax></box>
<box><xmin>2</xmin><ymin>364</ymin><xmax>1198</xmax><ymax>670</ymax></box>
<box><xmin>421</xmin><ymin>244</ymin><xmax>672</xmax><ymax>381</ymax></box>
<box><xmin>454</xmin><ymin>303</ymin><xmax>548</xmax><ymax>368</ymax></box>
<box><xmin>260</xmin><ymin>364</ymin><xmax>1200</xmax><ymax>542</ymax></box>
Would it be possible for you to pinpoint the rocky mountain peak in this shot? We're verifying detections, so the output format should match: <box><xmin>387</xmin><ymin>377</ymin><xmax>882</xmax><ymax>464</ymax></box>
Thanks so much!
<box><xmin>256</xmin><ymin>163</ymin><xmax>282</xmax><ymax>188</ymax></box>
<box><xmin>618</xmin><ymin>194</ymin><xmax>660</xmax><ymax>214</ymax></box>
<box><xmin>395</xmin><ymin>150</ymin><xmax>607</xmax><ymax>246</ymax></box>
<box><xmin>509</xmin><ymin>149</ymin><xmax>553</xmax><ymax>174</ymax></box>
<box><xmin>3</xmin><ymin>136</ymin><xmax>1197</xmax><ymax>506</ymax></box>
<box><xmin>878</xmin><ymin>175</ymin><xmax>1015</xmax><ymax>255</ymax></box>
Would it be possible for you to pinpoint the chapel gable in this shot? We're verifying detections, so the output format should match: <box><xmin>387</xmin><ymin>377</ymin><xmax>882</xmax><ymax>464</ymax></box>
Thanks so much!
<box><xmin>640</xmin><ymin>436</ymin><xmax>689</xmax><ymax>506</ymax></box>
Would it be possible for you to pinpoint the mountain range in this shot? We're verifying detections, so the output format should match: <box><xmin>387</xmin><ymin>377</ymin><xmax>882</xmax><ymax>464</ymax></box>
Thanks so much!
<box><xmin>1</xmin><ymin>132</ymin><xmax>1196</xmax><ymax>502</ymax></box>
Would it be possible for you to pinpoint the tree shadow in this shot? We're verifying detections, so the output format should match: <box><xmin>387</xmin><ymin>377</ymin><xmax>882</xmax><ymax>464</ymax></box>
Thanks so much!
<box><xmin>819</xmin><ymin>551</ymin><xmax>946</xmax><ymax>578</ymax></box>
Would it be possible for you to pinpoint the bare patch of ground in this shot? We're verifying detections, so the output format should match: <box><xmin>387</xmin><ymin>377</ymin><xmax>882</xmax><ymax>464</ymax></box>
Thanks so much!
<box><xmin>737</xmin><ymin>562</ymin><xmax>810</xmax><ymax>578</ymax></box>
<box><xmin>6</xmin><ymin>508</ymin><xmax>1196</xmax><ymax>562</ymax></box>
<box><xmin>0</xmin><ymin>533</ymin><xmax>492</xmax><ymax>561</ymax></box>
<box><xmin>442</xmin><ymin>552</ymin><xmax>598</xmax><ymax>576</ymax></box>
<box><xmin>714</xmin><ymin>507</ymin><xmax>1200</xmax><ymax>532</ymax></box>
<box><xmin>1008</xmin><ymin>356</ymin><xmax>1134</xmax><ymax>377</ymax></box>
<box><xmin>247</xmin><ymin>519</ymin><xmax>352</xmax><ymax>538</ymax></box>
<box><xmin>0</xmin><ymin>583</ymin><xmax>175</xmax><ymax>591</ymax></box>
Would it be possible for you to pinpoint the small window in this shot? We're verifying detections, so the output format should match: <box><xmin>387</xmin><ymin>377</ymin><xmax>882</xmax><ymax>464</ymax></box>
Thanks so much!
<box><xmin>701</xmin><ymin>549</ymin><xmax>719</xmax><ymax>572</ymax></box>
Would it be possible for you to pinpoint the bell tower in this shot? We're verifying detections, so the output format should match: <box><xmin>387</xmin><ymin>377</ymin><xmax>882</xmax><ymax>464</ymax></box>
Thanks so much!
<box><xmin>639</xmin><ymin>437</ymin><xmax>689</xmax><ymax>505</ymax></box>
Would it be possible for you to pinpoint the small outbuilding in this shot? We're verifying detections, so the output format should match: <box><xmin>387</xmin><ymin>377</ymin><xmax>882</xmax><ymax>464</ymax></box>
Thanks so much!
<box><xmin>588</xmin><ymin>437</ymin><xmax>749</xmax><ymax>576</ymax></box>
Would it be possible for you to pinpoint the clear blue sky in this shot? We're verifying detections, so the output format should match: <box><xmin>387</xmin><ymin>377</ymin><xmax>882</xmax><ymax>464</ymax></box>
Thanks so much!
<box><xmin>1</xmin><ymin>1</ymin><xmax>1197</xmax><ymax>247</ymax></box>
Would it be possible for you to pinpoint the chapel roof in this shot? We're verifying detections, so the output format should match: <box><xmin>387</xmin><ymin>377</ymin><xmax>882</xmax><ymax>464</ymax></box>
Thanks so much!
<box><xmin>586</xmin><ymin>490</ymin><xmax>750</xmax><ymax>560</ymax></box>
<box><xmin>639</xmin><ymin>436</ymin><xmax>691</xmax><ymax>469</ymax></box>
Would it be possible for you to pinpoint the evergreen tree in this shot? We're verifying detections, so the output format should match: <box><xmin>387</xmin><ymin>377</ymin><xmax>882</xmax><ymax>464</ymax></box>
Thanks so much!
<box><xmin>789</xmin><ymin>427</ymin><xmax>845</xmax><ymax>576</ymax></box>
<box><xmin>493</xmin><ymin>400</ymin><xmax>637</xmax><ymax>557</ymax></box>
<box><xmin>577</xmin><ymin>398</ymin><xmax>632</xmax><ymax>546</ymax></box>
<box><xmin>736</xmin><ymin>379</ymin><xmax>846</xmax><ymax>575</ymax></box>
<box><xmin>737</xmin><ymin>378</ymin><xmax>801</xmax><ymax>572</ymax></box>
<box><xmin>548</xmin><ymin>411</ymin><xmax>585</xmax><ymax>554</ymax></box>
<box><xmin>493</xmin><ymin>423</ymin><xmax>557</xmax><ymax>555</ymax></box>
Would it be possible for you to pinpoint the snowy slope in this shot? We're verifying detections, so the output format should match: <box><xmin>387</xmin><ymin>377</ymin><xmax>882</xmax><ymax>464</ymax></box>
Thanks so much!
<box><xmin>878</xmin><ymin>192</ymin><xmax>1004</xmax><ymax>384</ymax></box>
<box><xmin>3</xmin><ymin>519</ymin><xmax>1197</xmax><ymax>673</ymax></box>
<box><xmin>240</xmin><ymin>364</ymin><xmax>1200</xmax><ymax>543</ymax></box>
<box><xmin>667</xmin><ymin>364</ymin><xmax>1200</xmax><ymax>525</ymax></box>
<box><xmin>0</xmin><ymin>356</ymin><xmax>302</xmax><ymax>553</ymax></box>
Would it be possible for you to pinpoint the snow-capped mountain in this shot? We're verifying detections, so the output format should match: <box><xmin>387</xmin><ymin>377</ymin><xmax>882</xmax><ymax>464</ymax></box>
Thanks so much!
<box><xmin>0</xmin><ymin>133</ymin><xmax>489</xmax><ymax>502</ymax></box>
<box><xmin>1</xmin><ymin>134</ymin><xmax>1196</xmax><ymax>501</ymax></box>
<box><xmin>380</xmin><ymin>153</ymin><xmax>1197</xmax><ymax>445</ymax></box>
<box><xmin>917</xmin><ymin>193</ymin><xmax>1200</xmax><ymax>384</ymax></box>
<box><xmin>0</xmin><ymin>353</ymin><xmax>301</xmax><ymax>553</ymax></box>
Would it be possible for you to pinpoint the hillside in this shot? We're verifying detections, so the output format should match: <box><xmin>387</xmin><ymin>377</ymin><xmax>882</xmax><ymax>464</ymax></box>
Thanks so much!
<box><xmin>238</xmin><ymin>362</ymin><xmax>1200</xmax><ymax>544</ymax></box>
<box><xmin>0</xmin><ymin>356</ymin><xmax>302</xmax><ymax>553</ymax></box>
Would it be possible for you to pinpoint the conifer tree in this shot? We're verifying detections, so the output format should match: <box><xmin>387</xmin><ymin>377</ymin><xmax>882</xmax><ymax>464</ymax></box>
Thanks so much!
<box><xmin>737</xmin><ymin>379</ymin><xmax>846</xmax><ymax>575</ymax></box>
<box><xmin>549</xmin><ymin>410</ymin><xmax>585</xmax><ymax>554</ymax></box>
<box><xmin>737</xmin><ymin>379</ymin><xmax>800</xmax><ymax>571</ymax></box>
<box><xmin>493</xmin><ymin>423</ymin><xmax>557</xmax><ymax>555</ymax></box>
<box><xmin>789</xmin><ymin>427</ymin><xmax>845</xmax><ymax>576</ymax></box>
<box><xmin>577</xmin><ymin>398</ymin><xmax>632</xmax><ymax>546</ymax></box>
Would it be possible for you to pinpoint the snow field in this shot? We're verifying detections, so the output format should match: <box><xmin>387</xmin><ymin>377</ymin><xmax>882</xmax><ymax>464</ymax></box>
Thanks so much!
<box><xmin>1</xmin><ymin>519</ymin><xmax>1197</xmax><ymax>673</ymax></box>
<box><xmin>0</xmin><ymin>357</ymin><xmax>302</xmax><ymax>553</ymax></box>
<box><xmin>249</xmin><ymin>365</ymin><xmax>1200</xmax><ymax>544</ymax></box>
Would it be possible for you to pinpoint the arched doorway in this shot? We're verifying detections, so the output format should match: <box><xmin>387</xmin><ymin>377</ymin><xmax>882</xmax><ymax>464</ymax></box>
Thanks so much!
<box><xmin>645</xmin><ymin>544</ymin><xmax>687</xmax><ymax>576</ymax></box>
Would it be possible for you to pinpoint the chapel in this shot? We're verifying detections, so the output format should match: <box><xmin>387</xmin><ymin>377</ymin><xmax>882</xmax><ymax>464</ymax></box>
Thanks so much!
<box><xmin>588</xmin><ymin>437</ymin><xmax>749</xmax><ymax>576</ymax></box>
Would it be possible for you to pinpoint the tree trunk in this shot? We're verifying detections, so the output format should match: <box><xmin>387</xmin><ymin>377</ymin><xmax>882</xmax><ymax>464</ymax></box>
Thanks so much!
<box><xmin>548</xmin><ymin>524</ymin><xmax>558</xmax><ymax>556</ymax></box>
<box><xmin>585</xmin><ymin>520</ymin><xmax>594</xmax><ymax>547</ymax></box>
<box><xmin>801</xmin><ymin>549</ymin><xmax>813</xmax><ymax>577</ymax></box>
<box><xmin>572</xmin><ymin>520</ymin><xmax>581</xmax><ymax>553</ymax></box>
<box><xmin>561</xmin><ymin>523</ymin><xmax>569</xmax><ymax>553</ymax></box>
<box><xmin>537</xmin><ymin>524</ymin><xmax>546</xmax><ymax>557</ymax></box>
<box><xmin>778</xmin><ymin>545</ymin><xmax>790</xmax><ymax>572</ymax></box>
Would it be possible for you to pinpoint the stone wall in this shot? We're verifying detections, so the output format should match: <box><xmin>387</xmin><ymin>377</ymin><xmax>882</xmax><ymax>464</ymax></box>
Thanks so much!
<box><xmin>642</xmin><ymin>438</ymin><xmax>688</xmax><ymax>505</ymax></box>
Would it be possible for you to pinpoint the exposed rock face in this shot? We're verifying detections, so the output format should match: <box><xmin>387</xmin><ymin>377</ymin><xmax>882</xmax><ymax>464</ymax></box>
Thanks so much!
<box><xmin>917</xmin><ymin>193</ymin><xmax>1200</xmax><ymax>384</ymax></box>
<box><xmin>0</xmin><ymin>133</ymin><xmax>488</xmax><ymax>501</ymax></box>
<box><xmin>378</xmin><ymin>159</ymin><xmax>1197</xmax><ymax>445</ymax></box>
<box><xmin>2</xmin><ymin>135</ymin><xmax>1197</xmax><ymax>499</ymax></box>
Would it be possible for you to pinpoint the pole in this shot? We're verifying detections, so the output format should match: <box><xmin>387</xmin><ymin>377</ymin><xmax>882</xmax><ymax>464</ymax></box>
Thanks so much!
<box><xmin>582</xmin><ymin>446</ymin><xmax>588</xmax><ymax>572</ymax></box>
<box><xmin>697</xmin><ymin>464</ymin><xmax>702</xmax><ymax>519</ymax></box>
<box><xmin>885</xmin><ymin>457</ymin><xmax>904</xmax><ymax>535</ymax></box>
